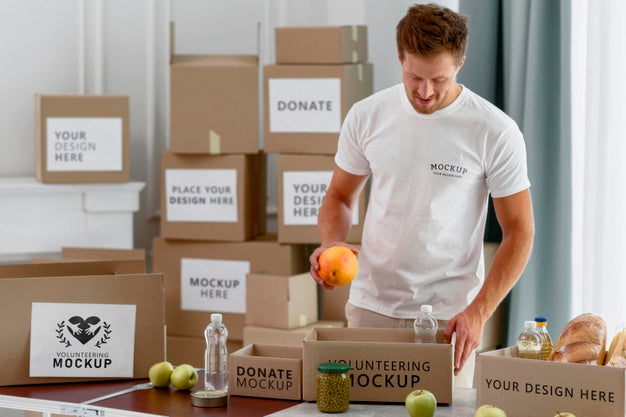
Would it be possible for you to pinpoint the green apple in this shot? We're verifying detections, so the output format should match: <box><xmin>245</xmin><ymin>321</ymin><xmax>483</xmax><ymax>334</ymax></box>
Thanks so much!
<box><xmin>474</xmin><ymin>404</ymin><xmax>507</xmax><ymax>417</ymax></box>
<box><xmin>170</xmin><ymin>364</ymin><xmax>198</xmax><ymax>390</ymax></box>
<box><xmin>553</xmin><ymin>413</ymin><xmax>576</xmax><ymax>417</ymax></box>
<box><xmin>404</xmin><ymin>389</ymin><xmax>436</xmax><ymax>417</ymax></box>
<box><xmin>148</xmin><ymin>361</ymin><xmax>174</xmax><ymax>388</ymax></box>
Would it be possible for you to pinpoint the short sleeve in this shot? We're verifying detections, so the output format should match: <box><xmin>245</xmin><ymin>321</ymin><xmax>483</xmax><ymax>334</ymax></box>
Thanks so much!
<box><xmin>334</xmin><ymin>106</ymin><xmax>371</xmax><ymax>176</ymax></box>
<box><xmin>485</xmin><ymin>124</ymin><xmax>531</xmax><ymax>198</ymax></box>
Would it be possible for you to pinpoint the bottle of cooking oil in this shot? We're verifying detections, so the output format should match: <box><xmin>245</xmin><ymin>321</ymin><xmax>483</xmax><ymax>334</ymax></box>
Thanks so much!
<box><xmin>517</xmin><ymin>320</ymin><xmax>541</xmax><ymax>359</ymax></box>
<box><xmin>534</xmin><ymin>316</ymin><xmax>553</xmax><ymax>360</ymax></box>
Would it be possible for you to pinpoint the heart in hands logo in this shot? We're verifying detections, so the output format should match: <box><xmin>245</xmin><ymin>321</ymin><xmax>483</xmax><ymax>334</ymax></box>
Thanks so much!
<box><xmin>56</xmin><ymin>316</ymin><xmax>112</xmax><ymax>348</ymax></box>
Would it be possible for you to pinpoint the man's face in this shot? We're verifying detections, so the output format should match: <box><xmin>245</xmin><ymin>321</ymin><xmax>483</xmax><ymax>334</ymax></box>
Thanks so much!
<box><xmin>399</xmin><ymin>51</ymin><xmax>464</xmax><ymax>114</ymax></box>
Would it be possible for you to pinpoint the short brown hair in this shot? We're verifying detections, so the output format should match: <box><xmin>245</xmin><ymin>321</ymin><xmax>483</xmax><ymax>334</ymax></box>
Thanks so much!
<box><xmin>396</xmin><ymin>3</ymin><xmax>468</xmax><ymax>64</ymax></box>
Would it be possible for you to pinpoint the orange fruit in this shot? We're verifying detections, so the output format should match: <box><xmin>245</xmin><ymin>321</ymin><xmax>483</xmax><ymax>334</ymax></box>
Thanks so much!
<box><xmin>318</xmin><ymin>246</ymin><xmax>358</xmax><ymax>286</ymax></box>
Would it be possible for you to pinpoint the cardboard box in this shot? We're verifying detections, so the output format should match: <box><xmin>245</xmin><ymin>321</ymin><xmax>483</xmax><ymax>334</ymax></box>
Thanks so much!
<box><xmin>320</xmin><ymin>283</ymin><xmax>351</xmax><ymax>322</ymax></box>
<box><xmin>32</xmin><ymin>247</ymin><xmax>146</xmax><ymax>263</ymax></box>
<box><xmin>275</xmin><ymin>25</ymin><xmax>368</xmax><ymax>64</ymax></box>
<box><xmin>302</xmin><ymin>327</ymin><xmax>453</xmax><ymax>403</ymax></box>
<box><xmin>476</xmin><ymin>347</ymin><xmax>626</xmax><ymax>417</ymax></box>
<box><xmin>0</xmin><ymin>261</ymin><xmax>164</xmax><ymax>386</ymax></box>
<box><xmin>151</xmin><ymin>235</ymin><xmax>309</xmax><ymax>340</ymax></box>
<box><xmin>243</xmin><ymin>321</ymin><xmax>345</xmax><ymax>347</ymax></box>
<box><xmin>61</xmin><ymin>247</ymin><xmax>146</xmax><ymax>261</ymax></box>
<box><xmin>277</xmin><ymin>154</ymin><xmax>366</xmax><ymax>243</ymax></box>
<box><xmin>229</xmin><ymin>344</ymin><xmax>303</xmax><ymax>400</ymax></box>
<box><xmin>263</xmin><ymin>63</ymin><xmax>373</xmax><ymax>155</ymax></box>
<box><xmin>166</xmin><ymin>335</ymin><xmax>242</xmax><ymax>369</ymax></box>
<box><xmin>35</xmin><ymin>94</ymin><xmax>130</xmax><ymax>183</ymax></box>
<box><xmin>160</xmin><ymin>151</ymin><xmax>266</xmax><ymax>241</ymax></box>
<box><xmin>6</xmin><ymin>258</ymin><xmax>146</xmax><ymax>276</ymax></box>
<box><xmin>246</xmin><ymin>272</ymin><xmax>317</xmax><ymax>329</ymax></box>
<box><xmin>170</xmin><ymin>55</ymin><xmax>259</xmax><ymax>154</ymax></box>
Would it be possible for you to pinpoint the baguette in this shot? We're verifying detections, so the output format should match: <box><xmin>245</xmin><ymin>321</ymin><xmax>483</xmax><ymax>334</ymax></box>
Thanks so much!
<box><xmin>548</xmin><ymin>313</ymin><xmax>607</xmax><ymax>365</ymax></box>
<box><xmin>605</xmin><ymin>329</ymin><xmax>626</xmax><ymax>367</ymax></box>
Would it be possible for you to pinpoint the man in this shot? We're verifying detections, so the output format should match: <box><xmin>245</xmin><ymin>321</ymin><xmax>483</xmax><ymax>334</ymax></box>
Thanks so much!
<box><xmin>309</xmin><ymin>3</ymin><xmax>534</xmax><ymax>387</ymax></box>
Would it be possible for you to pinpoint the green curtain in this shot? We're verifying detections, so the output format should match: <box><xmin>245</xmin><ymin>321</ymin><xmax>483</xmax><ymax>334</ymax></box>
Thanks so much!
<box><xmin>458</xmin><ymin>0</ymin><xmax>572</xmax><ymax>346</ymax></box>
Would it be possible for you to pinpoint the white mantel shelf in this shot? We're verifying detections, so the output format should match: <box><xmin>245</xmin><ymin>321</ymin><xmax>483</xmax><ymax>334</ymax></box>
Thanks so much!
<box><xmin>0</xmin><ymin>177</ymin><xmax>145</xmax><ymax>260</ymax></box>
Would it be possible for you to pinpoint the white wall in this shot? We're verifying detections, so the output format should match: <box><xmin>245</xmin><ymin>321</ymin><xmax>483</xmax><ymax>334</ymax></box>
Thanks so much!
<box><xmin>0</xmin><ymin>0</ymin><xmax>457</xmax><ymax>253</ymax></box>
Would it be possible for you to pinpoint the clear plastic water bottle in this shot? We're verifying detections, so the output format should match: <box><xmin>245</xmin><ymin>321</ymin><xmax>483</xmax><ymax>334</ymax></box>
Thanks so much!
<box><xmin>517</xmin><ymin>320</ymin><xmax>541</xmax><ymax>359</ymax></box>
<box><xmin>414</xmin><ymin>304</ymin><xmax>438</xmax><ymax>343</ymax></box>
<box><xmin>204</xmin><ymin>313</ymin><xmax>229</xmax><ymax>392</ymax></box>
<box><xmin>534</xmin><ymin>316</ymin><xmax>553</xmax><ymax>361</ymax></box>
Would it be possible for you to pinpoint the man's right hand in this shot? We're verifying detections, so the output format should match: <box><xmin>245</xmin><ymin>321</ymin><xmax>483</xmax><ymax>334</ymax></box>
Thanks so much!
<box><xmin>309</xmin><ymin>242</ymin><xmax>359</xmax><ymax>290</ymax></box>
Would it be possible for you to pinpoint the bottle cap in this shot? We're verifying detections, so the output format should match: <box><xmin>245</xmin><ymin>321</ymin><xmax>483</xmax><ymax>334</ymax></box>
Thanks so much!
<box><xmin>317</xmin><ymin>362</ymin><xmax>350</xmax><ymax>373</ymax></box>
<box><xmin>524</xmin><ymin>320</ymin><xmax>537</xmax><ymax>329</ymax></box>
<box><xmin>420</xmin><ymin>305</ymin><xmax>432</xmax><ymax>313</ymax></box>
<box><xmin>211</xmin><ymin>313</ymin><xmax>222</xmax><ymax>323</ymax></box>
<box><xmin>191</xmin><ymin>390</ymin><xmax>228</xmax><ymax>408</ymax></box>
<box><xmin>535</xmin><ymin>316</ymin><xmax>547</xmax><ymax>323</ymax></box>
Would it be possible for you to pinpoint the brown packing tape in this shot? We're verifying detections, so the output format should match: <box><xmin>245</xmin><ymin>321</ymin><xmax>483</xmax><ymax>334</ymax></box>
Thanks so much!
<box><xmin>352</xmin><ymin>50</ymin><xmax>359</xmax><ymax>63</ymax></box>
<box><xmin>209</xmin><ymin>129</ymin><xmax>221</xmax><ymax>154</ymax></box>
<box><xmin>351</xmin><ymin>25</ymin><xmax>358</xmax><ymax>42</ymax></box>
<box><xmin>357</xmin><ymin>64</ymin><xmax>363</xmax><ymax>83</ymax></box>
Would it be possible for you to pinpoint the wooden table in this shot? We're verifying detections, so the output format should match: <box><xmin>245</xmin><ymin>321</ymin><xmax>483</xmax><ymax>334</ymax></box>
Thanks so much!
<box><xmin>0</xmin><ymin>378</ymin><xmax>300</xmax><ymax>417</ymax></box>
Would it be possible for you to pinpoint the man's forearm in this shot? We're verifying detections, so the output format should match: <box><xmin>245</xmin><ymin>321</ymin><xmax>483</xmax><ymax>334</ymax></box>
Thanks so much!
<box><xmin>468</xmin><ymin>228</ymin><xmax>534</xmax><ymax>322</ymax></box>
<box><xmin>318</xmin><ymin>194</ymin><xmax>354</xmax><ymax>244</ymax></box>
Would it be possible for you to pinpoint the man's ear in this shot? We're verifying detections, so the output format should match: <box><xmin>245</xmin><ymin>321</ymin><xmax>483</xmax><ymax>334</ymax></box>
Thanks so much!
<box><xmin>456</xmin><ymin>56</ymin><xmax>466</xmax><ymax>71</ymax></box>
<box><xmin>398</xmin><ymin>50</ymin><xmax>404</xmax><ymax>63</ymax></box>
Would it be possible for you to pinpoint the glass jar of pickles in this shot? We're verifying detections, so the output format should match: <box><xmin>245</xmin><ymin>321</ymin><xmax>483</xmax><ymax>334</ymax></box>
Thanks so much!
<box><xmin>316</xmin><ymin>362</ymin><xmax>350</xmax><ymax>413</ymax></box>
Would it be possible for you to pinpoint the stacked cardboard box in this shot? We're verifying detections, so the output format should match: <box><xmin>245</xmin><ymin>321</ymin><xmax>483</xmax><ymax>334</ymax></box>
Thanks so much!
<box><xmin>264</xmin><ymin>26</ymin><xmax>372</xmax><ymax>247</ymax></box>
<box><xmin>263</xmin><ymin>26</ymin><xmax>374</xmax><ymax>327</ymax></box>
<box><xmin>153</xmin><ymin>26</ymin><xmax>313</xmax><ymax>366</ymax></box>
<box><xmin>35</xmin><ymin>94</ymin><xmax>130</xmax><ymax>183</ymax></box>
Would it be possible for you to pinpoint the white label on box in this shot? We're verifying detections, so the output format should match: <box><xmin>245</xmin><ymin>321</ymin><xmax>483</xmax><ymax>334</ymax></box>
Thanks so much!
<box><xmin>283</xmin><ymin>171</ymin><xmax>359</xmax><ymax>226</ymax></box>
<box><xmin>269</xmin><ymin>78</ymin><xmax>341</xmax><ymax>133</ymax></box>
<box><xmin>29</xmin><ymin>303</ymin><xmax>136</xmax><ymax>377</ymax></box>
<box><xmin>165</xmin><ymin>169</ymin><xmax>238</xmax><ymax>222</ymax></box>
<box><xmin>180</xmin><ymin>258</ymin><xmax>250</xmax><ymax>314</ymax></box>
<box><xmin>46</xmin><ymin>117</ymin><xmax>123</xmax><ymax>171</ymax></box>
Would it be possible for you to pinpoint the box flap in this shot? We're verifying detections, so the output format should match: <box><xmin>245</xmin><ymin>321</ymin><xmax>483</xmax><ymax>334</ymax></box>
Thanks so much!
<box><xmin>0</xmin><ymin>259</ymin><xmax>145</xmax><ymax>278</ymax></box>
<box><xmin>171</xmin><ymin>54</ymin><xmax>258</xmax><ymax>68</ymax></box>
<box><xmin>61</xmin><ymin>247</ymin><xmax>146</xmax><ymax>261</ymax></box>
<box><xmin>246</xmin><ymin>273</ymin><xmax>289</xmax><ymax>328</ymax></box>
<box><xmin>287</xmin><ymin>273</ymin><xmax>317</xmax><ymax>328</ymax></box>
<box><xmin>252</xmin><ymin>344</ymin><xmax>303</xmax><ymax>360</ymax></box>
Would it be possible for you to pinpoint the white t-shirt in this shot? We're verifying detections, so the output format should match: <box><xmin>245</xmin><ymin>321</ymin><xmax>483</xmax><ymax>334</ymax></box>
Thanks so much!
<box><xmin>335</xmin><ymin>84</ymin><xmax>530</xmax><ymax>320</ymax></box>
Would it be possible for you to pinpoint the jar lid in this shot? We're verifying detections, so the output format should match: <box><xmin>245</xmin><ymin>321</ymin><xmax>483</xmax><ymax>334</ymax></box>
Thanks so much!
<box><xmin>190</xmin><ymin>390</ymin><xmax>228</xmax><ymax>408</ymax></box>
<box><xmin>317</xmin><ymin>362</ymin><xmax>350</xmax><ymax>373</ymax></box>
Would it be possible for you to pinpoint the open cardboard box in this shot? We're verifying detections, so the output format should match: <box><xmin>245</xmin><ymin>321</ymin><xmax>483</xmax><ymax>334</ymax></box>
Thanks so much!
<box><xmin>31</xmin><ymin>247</ymin><xmax>146</xmax><ymax>263</ymax></box>
<box><xmin>243</xmin><ymin>321</ymin><xmax>345</xmax><ymax>347</ymax></box>
<box><xmin>229</xmin><ymin>344</ymin><xmax>302</xmax><ymax>400</ymax></box>
<box><xmin>302</xmin><ymin>327</ymin><xmax>453</xmax><ymax>403</ymax></box>
<box><xmin>476</xmin><ymin>346</ymin><xmax>626</xmax><ymax>417</ymax></box>
<box><xmin>0</xmin><ymin>259</ymin><xmax>165</xmax><ymax>386</ymax></box>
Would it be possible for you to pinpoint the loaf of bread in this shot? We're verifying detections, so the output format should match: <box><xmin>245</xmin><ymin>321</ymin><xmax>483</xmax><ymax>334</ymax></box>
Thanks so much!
<box><xmin>604</xmin><ymin>329</ymin><xmax>626</xmax><ymax>367</ymax></box>
<box><xmin>548</xmin><ymin>313</ymin><xmax>607</xmax><ymax>365</ymax></box>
